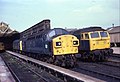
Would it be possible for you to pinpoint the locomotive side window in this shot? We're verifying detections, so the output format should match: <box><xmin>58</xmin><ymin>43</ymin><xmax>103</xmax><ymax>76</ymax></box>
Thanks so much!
<box><xmin>85</xmin><ymin>34</ymin><xmax>89</xmax><ymax>39</ymax></box>
<box><xmin>100</xmin><ymin>32</ymin><xmax>108</xmax><ymax>37</ymax></box>
<box><xmin>81</xmin><ymin>34</ymin><xmax>84</xmax><ymax>39</ymax></box>
<box><xmin>91</xmin><ymin>32</ymin><xmax>99</xmax><ymax>38</ymax></box>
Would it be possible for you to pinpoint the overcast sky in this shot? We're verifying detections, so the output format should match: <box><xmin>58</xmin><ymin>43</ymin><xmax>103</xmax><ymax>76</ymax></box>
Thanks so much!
<box><xmin>0</xmin><ymin>0</ymin><xmax>120</xmax><ymax>32</ymax></box>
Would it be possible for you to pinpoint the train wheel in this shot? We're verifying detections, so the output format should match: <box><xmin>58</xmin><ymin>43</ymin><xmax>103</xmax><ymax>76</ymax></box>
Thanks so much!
<box><xmin>62</xmin><ymin>57</ymin><xmax>67</xmax><ymax>67</ymax></box>
<box><xmin>66</xmin><ymin>55</ymin><xmax>76</xmax><ymax>67</ymax></box>
<box><xmin>54</xmin><ymin>58</ymin><xmax>60</xmax><ymax>66</ymax></box>
<box><xmin>36</xmin><ymin>55</ymin><xmax>39</xmax><ymax>60</ymax></box>
<box><xmin>28</xmin><ymin>53</ymin><xmax>31</xmax><ymax>57</ymax></box>
<box><xmin>72</xmin><ymin>55</ymin><xmax>77</xmax><ymax>66</ymax></box>
<box><xmin>98</xmin><ymin>55</ymin><xmax>101</xmax><ymax>61</ymax></box>
<box><xmin>100</xmin><ymin>54</ymin><xmax>103</xmax><ymax>61</ymax></box>
<box><xmin>69</xmin><ymin>61</ymin><xmax>75</xmax><ymax>67</ymax></box>
<box><xmin>47</xmin><ymin>57</ymin><xmax>54</xmax><ymax>64</ymax></box>
<box><xmin>91</xmin><ymin>54</ymin><xmax>97</xmax><ymax>61</ymax></box>
<box><xmin>71</xmin><ymin>59</ymin><xmax>76</xmax><ymax>67</ymax></box>
<box><xmin>104</xmin><ymin>55</ymin><xmax>108</xmax><ymax>61</ymax></box>
<box><xmin>61</xmin><ymin>61</ymin><xmax>66</xmax><ymax>67</ymax></box>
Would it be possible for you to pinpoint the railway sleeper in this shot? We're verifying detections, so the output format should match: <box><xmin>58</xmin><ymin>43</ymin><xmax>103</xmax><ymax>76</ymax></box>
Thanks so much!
<box><xmin>27</xmin><ymin>61</ymin><xmax>81</xmax><ymax>82</ymax></box>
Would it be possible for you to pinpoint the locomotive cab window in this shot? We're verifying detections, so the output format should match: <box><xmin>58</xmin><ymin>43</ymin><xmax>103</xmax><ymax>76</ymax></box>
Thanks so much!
<box><xmin>49</xmin><ymin>30</ymin><xmax>55</xmax><ymax>37</ymax></box>
<box><xmin>85</xmin><ymin>34</ymin><xmax>89</xmax><ymax>39</ymax></box>
<box><xmin>55</xmin><ymin>29</ymin><xmax>68</xmax><ymax>35</ymax></box>
<box><xmin>100</xmin><ymin>32</ymin><xmax>108</xmax><ymax>37</ymax></box>
<box><xmin>90</xmin><ymin>32</ymin><xmax>99</xmax><ymax>38</ymax></box>
<box><xmin>55</xmin><ymin>29</ymin><xmax>63</xmax><ymax>35</ymax></box>
<box><xmin>81</xmin><ymin>34</ymin><xmax>84</xmax><ymax>39</ymax></box>
<box><xmin>48</xmin><ymin>29</ymin><xmax>68</xmax><ymax>38</ymax></box>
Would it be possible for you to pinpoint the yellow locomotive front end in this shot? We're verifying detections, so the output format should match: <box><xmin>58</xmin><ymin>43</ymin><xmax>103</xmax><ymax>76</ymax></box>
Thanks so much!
<box><xmin>71</xmin><ymin>27</ymin><xmax>113</xmax><ymax>61</ymax></box>
<box><xmin>90</xmin><ymin>31</ymin><xmax>110</xmax><ymax>51</ymax></box>
<box><xmin>52</xmin><ymin>35</ymin><xmax>79</xmax><ymax>55</ymax></box>
<box><xmin>88</xmin><ymin>31</ymin><xmax>113</xmax><ymax>61</ymax></box>
<box><xmin>52</xmin><ymin>34</ymin><xmax>79</xmax><ymax>67</ymax></box>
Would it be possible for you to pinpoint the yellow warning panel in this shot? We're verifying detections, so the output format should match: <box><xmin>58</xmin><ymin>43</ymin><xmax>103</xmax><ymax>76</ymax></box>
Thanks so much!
<box><xmin>20</xmin><ymin>41</ymin><xmax>22</xmax><ymax>51</ymax></box>
<box><xmin>52</xmin><ymin>35</ymin><xmax>79</xmax><ymax>55</ymax></box>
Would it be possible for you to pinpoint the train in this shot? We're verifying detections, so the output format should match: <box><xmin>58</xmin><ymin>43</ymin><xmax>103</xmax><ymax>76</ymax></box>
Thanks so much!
<box><xmin>0</xmin><ymin>42</ymin><xmax>5</xmax><ymax>52</ymax></box>
<box><xmin>13</xmin><ymin>19</ymin><xmax>79</xmax><ymax>67</ymax></box>
<box><xmin>107</xmin><ymin>26</ymin><xmax>120</xmax><ymax>47</ymax></box>
<box><xmin>70</xmin><ymin>27</ymin><xmax>113</xmax><ymax>61</ymax></box>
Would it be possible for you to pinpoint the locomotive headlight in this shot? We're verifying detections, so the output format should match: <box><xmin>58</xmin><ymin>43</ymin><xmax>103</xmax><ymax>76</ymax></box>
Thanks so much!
<box><xmin>56</xmin><ymin>42</ymin><xmax>61</xmax><ymax>46</ymax></box>
<box><xmin>73</xmin><ymin>41</ymin><xmax>79</xmax><ymax>46</ymax></box>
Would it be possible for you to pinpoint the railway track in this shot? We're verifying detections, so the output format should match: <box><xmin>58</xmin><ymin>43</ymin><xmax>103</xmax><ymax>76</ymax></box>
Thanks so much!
<box><xmin>0</xmin><ymin>52</ymin><xmax>64</xmax><ymax>82</ymax></box>
<box><xmin>6</xmin><ymin>50</ymin><xmax>105</xmax><ymax>82</ymax></box>
<box><xmin>112</xmin><ymin>54</ymin><xmax>120</xmax><ymax>58</ymax></box>
<box><xmin>1</xmin><ymin>51</ymin><xmax>120</xmax><ymax>82</ymax></box>
<box><xmin>73</xmin><ymin>61</ymin><xmax>120</xmax><ymax>82</ymax></box>
<box><xmin>102</xmin><ymin>53</ymin><xmax>120</xmax><ymax>68</ymax></box>
<box><xmin>97</xmin><ymin>61</ymin><xmax>120</xmax><ymax>68</ymax></box>
<box><xmin>109</xmin><ymin>54</ymin><xmax>120</xmax><ymax>61</ymax></box>
<box><xmin>5</xmin><ymin>50</ymin><xmax>120</xmax><ymax>82</ymax></box>
<box><xmin>0</xmin><ymin>53</ymin><xmax>21</xmax><ymax>82</ymax></box>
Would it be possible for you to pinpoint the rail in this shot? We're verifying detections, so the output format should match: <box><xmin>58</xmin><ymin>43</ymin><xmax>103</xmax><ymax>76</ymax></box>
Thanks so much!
<box><xmin>1</xmin><ymin>55</ymin><xmax>21</xmax><ymax>82</ymax></box>
<box><xmin>6</xmin><ymin>50</ymin><xmax>105</xmax><ymax>82</ymax></box>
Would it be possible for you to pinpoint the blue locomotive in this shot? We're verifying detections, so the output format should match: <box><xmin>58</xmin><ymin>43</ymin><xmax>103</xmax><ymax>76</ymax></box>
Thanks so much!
<box><xmin>13</xmin><ymin>19</ymin><xmax>79</xmax><ymax>67</ymax></box>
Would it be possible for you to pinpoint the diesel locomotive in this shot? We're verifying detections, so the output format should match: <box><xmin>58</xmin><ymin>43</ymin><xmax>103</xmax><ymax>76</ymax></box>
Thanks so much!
<box><xmin>13</xmin><ymin>19</ymin><xmax>79</xmax><ymax>67</ymax></box>
<box><xmin>70</xmin><ymin>27</ymin><xmax>113</xmax><ymax>61</ymax></box>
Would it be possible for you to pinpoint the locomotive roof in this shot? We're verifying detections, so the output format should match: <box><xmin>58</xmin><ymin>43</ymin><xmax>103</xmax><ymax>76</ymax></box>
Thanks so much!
<box><xmin>70</xmin><ymin>27</ymin><xmax>106</xmax><ymax>34</ymax></box>
<box><xmin>42</xmin><ymin>28</ymin><xmax>68</xmax><ymax>35</ymax></box>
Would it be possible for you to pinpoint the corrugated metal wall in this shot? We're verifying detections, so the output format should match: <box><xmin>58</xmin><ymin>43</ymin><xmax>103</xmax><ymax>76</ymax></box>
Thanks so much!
<box><xmin>110</xmin><ymin>33</ymin><xmax>120</xmax><ymax>43</ymax></box>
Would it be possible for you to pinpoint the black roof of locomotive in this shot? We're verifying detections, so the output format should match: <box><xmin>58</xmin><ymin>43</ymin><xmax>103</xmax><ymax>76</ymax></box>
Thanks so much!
<box><xmin>38</xmin><ymin>28</ymin><xmax>69</xmax><ymax>40</ymax></box>
<box><xmin>70</xmin><ymin>27</ymin><xmax>106</xmax><ymax>34</ymax></box>
<box><xmin>43</xmin><ymin>28</ymin><xmax>69</xmax><ymax>36</ymax></box>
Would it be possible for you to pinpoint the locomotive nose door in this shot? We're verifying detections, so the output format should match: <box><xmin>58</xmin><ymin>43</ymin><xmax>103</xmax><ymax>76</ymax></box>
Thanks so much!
<box><xmin>64</xmin><ymin>35</ymin><xmax>71</xmax><ymax>53</ymax></box>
